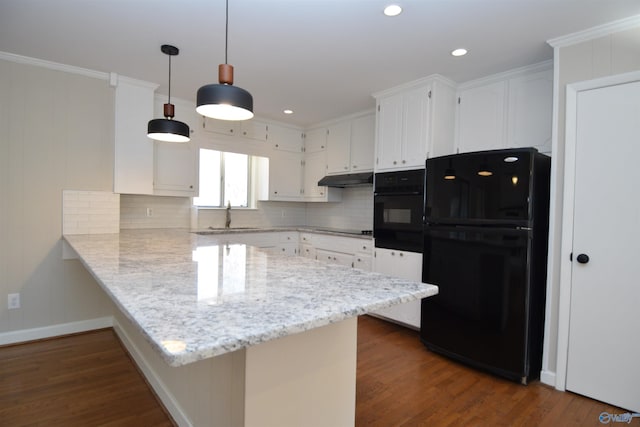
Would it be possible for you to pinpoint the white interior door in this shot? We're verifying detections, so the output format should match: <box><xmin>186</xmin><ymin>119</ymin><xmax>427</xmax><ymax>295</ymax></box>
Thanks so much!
<box><xmin>566</xmin><ymin>79</ymin><xmax>640</xmax><ymax>412</ymax></box>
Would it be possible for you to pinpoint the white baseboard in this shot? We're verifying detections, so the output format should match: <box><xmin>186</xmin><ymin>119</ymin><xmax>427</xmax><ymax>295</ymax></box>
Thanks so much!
<box><xmin>112</xmin><ymin>318</ymin><xmax>192</xmax><ymax>427</ymax></box>
<box><xmin>0</xmin><ymin>317</ymin><xmax>113</xmax><ymax>346</ymax></box>
<box><xmin>540</xmin><ymin>369</ymin><xmax>557</xmax><ymax>387</ymax></box>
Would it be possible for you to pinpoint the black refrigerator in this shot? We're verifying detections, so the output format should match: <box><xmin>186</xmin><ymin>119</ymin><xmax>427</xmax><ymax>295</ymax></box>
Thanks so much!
<box><xmin>420</xmin><ymin>148</ymin><xmax>550</xmax><ymax>384</ymax></box>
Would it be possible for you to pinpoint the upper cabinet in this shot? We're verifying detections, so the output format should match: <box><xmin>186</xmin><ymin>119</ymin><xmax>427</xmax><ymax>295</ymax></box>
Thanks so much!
<box><xmin>303</xmin><ymin>128</ymin><xmax>342</xmax><ymax>202</ymax></box>
<box><xmin>325</xmin><ymin>112</ymin><xmax>375</xmax><ymax>175</ymax></box>
<box><xmin>349</xmin><ymin>113</ymin><xmax>375</xmax><ymax>173</ymax></box>
<box><xmin>374</xmin><ymin>75</ymin><xmax>457</xmax><ymax>172</ymax></box>
<box><xmin>112</xmin><ymin>74</ymin><xmax>200</xmax><ymax>197</ymax></box>
<box><xmin>113</xmin><ymin>75</ymin><xmax>158</xmax><ymax>195</ymax></box>
<box><xmin>202</xmin><ymin>117</ymin><xmax>269</xmax><ymax>142</ymax></box>
<box><xmin>455</xmin><ymin>63</ymin><xmax>553</xmax><ymax>155</ymax></box>
<box><xmin>263</xmin><ymin>123</ymin><xmax>304</xmax><ymax>201</ymax></box>
<box><xmin>153</xmin><ymin>96</ymin><xmax>199</xmax><ymax>197</ymax></box>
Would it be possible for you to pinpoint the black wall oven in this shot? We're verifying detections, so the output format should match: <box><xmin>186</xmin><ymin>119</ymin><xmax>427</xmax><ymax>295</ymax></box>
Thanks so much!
<box><xmin>373</xmin><ymin>169</ymin><xmax>424</xmax><ymax>253</ymax></box>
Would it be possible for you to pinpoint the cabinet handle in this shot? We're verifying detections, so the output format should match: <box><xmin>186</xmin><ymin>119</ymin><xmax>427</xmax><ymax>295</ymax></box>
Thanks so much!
<box><xmin>274</xmin><ymin>191</ymin><xmax>278</xmax><ymax>194</ymax></box>
<box><xmin>230</xmin><ymin>129</ymin><xmax>234</xmax><ymax>133</ymax></box>
<box><xmin>275</xmin><ymin>144</ymin><xmax>279</xmax><ymax>147</ymax></box>
<box><xmin>399</xmin><ymin>252</ymin><xmax>404</xmax><ymax>257</ymax></box>
<box><xmin>321</xmin><ymin>145</ymin><xmax>325</xmax><ymax>149</ymax></box>
<box><xmin>344</xmin><ymin>166</ymin><xmax>348</xmax><ymax>170</ymax></box>
<box><xmin>402</xmin><ymin>160</ymin><xmax>406</xmax><ymax>164</ymax></box>
<box><xmin>353</xmin><ymin>165</ymin><xmax>358</xmax><ymax>169</ymax></box>
<box><xmin>391</xmin><ymin>252</ymin><xmax>395</xmax><ymax>256</ymax></box>
<box><xmin>393</xmin><ymin>161</ymin><xmax>397</xmax><ymax>165</ymax></box>
<box><xmin>362</xmin><ymin>246</ymin><xmax>367</xmax><ymax>250</ymax></box>
<box><xmin>189</xmin><ymin>185</ymin><xmax>193</xmax><ymax>189</ymax></box>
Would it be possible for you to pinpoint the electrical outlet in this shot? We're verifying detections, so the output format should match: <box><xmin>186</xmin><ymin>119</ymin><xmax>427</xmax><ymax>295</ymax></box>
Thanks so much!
<box><xmin>8</xmin><ymin>293</ymin><xmax>20</xmax><ymax>309</ymax></box>
<box><xmin>146</xmin><ymin>207</ymin><xmax>153</xmax><ymax>217</ymax></box>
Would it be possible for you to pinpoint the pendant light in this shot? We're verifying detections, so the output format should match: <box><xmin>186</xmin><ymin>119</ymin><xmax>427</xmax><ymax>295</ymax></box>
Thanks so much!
<box><xmin>196</xmin><ymin>0</ymin><xmax>254</xmax><ymax>121</ymax></box>
<box><xmin>147</xmin><ymin>44</ymin><xmax>190</xmax><ymax>142</ymax></box>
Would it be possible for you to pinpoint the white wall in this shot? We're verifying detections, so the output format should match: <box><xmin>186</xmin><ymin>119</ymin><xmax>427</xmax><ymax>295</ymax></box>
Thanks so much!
<box><xmin>543</xmin><ymin>19</ymin><xmax>640</xmax><ymax>384</ymax></box>
<box><xmin>0</xmin><ymin>58</ymin><xmax>115</xmax><ymax>336</ymax></box>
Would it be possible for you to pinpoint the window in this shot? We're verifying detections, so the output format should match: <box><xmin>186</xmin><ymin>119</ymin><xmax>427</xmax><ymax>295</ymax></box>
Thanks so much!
<box><xmin>194</xmin><ymin>149</ymin><xmax>250</xmax><ymax>207</ymax></box>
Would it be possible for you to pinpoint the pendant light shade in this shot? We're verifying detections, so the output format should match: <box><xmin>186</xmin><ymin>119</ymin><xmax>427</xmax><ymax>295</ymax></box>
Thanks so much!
<box><xmin>148</xmin><ymin>44</ymin><xmax>190</xmax><ymax>143</ymax></box>
<box><xmin>196</xmin><ymin>0</ymin><xmax>254</xmax><ymax>121</ymax></box>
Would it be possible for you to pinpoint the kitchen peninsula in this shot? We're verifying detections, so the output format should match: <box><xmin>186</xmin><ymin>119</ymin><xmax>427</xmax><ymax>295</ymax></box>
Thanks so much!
<box><xmin>63</xmin><ymin>229</ymin><xmax>438</xmax><ymax>427</ymax></box>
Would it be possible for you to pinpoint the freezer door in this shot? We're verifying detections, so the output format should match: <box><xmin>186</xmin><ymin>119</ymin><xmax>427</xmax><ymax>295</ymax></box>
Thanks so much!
<box><xmin>420</xmin><ymin>225</ymin><xmax>537</xmax><ymax>381</ymax></box>
<box><xmin>425</xmin><ymin>149</ymin><xmax>536</xmax><ymax>226</ymax></box>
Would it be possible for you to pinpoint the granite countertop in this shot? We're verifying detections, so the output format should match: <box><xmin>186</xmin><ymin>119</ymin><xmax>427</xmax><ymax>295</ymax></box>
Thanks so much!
<box><xmin>194</xmin><ymin>226</ymin><xmax>373</xmax><ymax>240</ymax></box>
<box><xmin>63</xmin><ymin>229</ymin><xmax>437</xmax><ymax>367</ymax></box>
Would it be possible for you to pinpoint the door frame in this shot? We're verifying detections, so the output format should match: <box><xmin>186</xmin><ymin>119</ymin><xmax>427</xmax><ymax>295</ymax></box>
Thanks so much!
<box><xmin>555</xmin><ymin>70</ymin><xmax>640</xmax><ymax>391</ymax></box>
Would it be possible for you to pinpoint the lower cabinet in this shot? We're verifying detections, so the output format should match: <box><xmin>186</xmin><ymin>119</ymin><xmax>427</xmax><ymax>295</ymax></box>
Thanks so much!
<box><xmin>372</xmin><ymin>247</ymin><xmax>423</xmax><ymax>329</ymax></box>
<box><xmin>299</xmin><ymin>233</ymin><xmax>373</xmax><ymax>271</ymax></box>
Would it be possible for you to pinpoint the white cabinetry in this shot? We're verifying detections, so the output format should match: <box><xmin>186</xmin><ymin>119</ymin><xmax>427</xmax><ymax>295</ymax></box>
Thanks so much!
<box><xmin>507</xmin><ymin>69</ymin><xmax>553</xmax><ymax>153</ymax></box>
<box><xmin>456</xmin><ymin>81</ymin><xmax>507</xmax><ymax>154</ymax></box>
<box><xmin>218</xmin><ymin>232</ymin><xmax>298</xmax><ymax>256</ymax></box>
<box><xmin>326</xmin><ymin>112</ymin><xmax>375</xmax><ymax>174</ymax></box>
<box><xmin>372</xmin><ymin>247</ymin><xmax>423</xmax><ymax>329</ymax></box>
<box><xmin>113</xmin><ymin>75</ymin><xmax>158</xmax><ymax>195</ymax></box>
<box><xmin>455</xmin><ymin>63</ymin><xmax>552</xmax><ymax>155</ymax></box>
<box><xmin>264</xmin><ymin>124</ymin><xmax>304</xmax><ymax>201</ymax></box>
<box><xmin>153</xmin><ymin>97</ymin><xmax>199</xmax><ymax>196</ymax></box>
<box><xmin>374</xmin><ymin>75</ymin><xmax>456</xmax><ymax>172</ymax></box>
<box><xmin>326</xmin><ymin>121</ymin><xmax>352</xmax><ymax>174</ymax></box>
<box><xmin>303</xmin><ymin>128</ymin><xmax>342</xmax><ymax>202</ymax></box>
<box><xmin>299</xmin><ymin>233</ymin><xmax>373</xmax><ymax>271</ymax></box>
<box><xmin>349</xmin><ymin>113</ymin><xmax>375</xmax><ymax>172</ymax></box>
<box><xmin>202</xmin><ymin>117</ymin><xmax>269</xmax><ymax>142</ymax></box>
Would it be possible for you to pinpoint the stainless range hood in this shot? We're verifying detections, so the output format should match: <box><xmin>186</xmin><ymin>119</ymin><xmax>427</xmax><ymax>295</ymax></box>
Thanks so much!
<box><xmin>317</xmin><ymin>172</ymin><xmax>373</xmax><ymax>188</ymax></box>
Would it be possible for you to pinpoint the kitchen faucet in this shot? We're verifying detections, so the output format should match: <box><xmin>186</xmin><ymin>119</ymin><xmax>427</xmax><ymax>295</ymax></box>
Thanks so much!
<box><xmin>225</xmin><ymin>201</ymin><xmax>231</xmax><ymax>228</ymax></box>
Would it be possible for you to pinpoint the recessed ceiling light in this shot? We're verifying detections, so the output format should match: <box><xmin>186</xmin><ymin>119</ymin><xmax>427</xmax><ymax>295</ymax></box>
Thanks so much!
<box><xmin>383</xmin><ymin>4</ymin><xmax>402</xmax><ymax>17</ymax></box>
<box><xmin>283</xmin><ymin>109</ymin><xmax>293</xmax><ymax>115</ymax></box>
<box><xmin>451</xmin><ymin>48</ymin><xmax>468</xmax><ymax>57</ymax></box>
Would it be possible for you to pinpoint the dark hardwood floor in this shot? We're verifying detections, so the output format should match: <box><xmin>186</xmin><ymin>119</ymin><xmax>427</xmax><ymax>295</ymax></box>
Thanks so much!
<box><xmin>356</xmin><ymin>315</ymin><xmax>626</xmax><ymax>427</ymax></box>
<box><xmin>0</xmin><ymin>329</ymin><xmax>175</xmax><ymax>426</ymax></box>
<box><xmin>0</xmin><ymin>317</ymin><xmax>626</xmax><ymax>426</ymax></box>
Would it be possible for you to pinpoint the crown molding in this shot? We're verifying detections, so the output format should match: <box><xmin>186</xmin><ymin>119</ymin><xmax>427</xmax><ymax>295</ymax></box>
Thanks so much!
<box><xmin>0</xmin><ymin>50</ymin><xmax>110</xmax><ymax>80</ymax></box>
<box><xmin>548</xmin><ymin>14</ymin><xmax>640</xmax><ymax>48</ymax></box>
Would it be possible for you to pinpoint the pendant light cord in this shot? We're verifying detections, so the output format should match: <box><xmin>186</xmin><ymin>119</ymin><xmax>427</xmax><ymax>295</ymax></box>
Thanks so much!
<box><xmin>167</xmin><ymin>53</ymin><xmax>172</xmax><ymax>104</ymax></box>
<box><xmin>224</xmin><ymin>0</ymin><xmax>229</xmax><ymax>65</ymax></box>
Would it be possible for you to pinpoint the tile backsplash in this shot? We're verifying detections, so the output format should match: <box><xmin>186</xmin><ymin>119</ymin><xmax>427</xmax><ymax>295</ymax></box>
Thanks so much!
<box><xmin>62</xmin><ymin>190</ymin><xmax>120</xmax><ymax>234</ymax></box>
<box><xmin>120</xmin><ymin>195</ymin><xmax>191</xmax><ymax>229</ymax></box>
<box><xmin>64</xmin><ymin>188</ymin><xmax>373</xmax><ymax>233</ymax></box>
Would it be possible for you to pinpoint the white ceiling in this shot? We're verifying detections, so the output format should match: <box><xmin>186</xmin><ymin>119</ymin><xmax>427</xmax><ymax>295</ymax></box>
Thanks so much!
<box><xmin>1</xmin><ymin>0</ymin><xmax>639</xmax><ymax>127</ymax></box>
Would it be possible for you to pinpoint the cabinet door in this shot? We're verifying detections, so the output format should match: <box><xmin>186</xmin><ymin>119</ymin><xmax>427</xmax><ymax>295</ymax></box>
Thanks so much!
<box><xmin>350</xmin><ymin>113</ymin><xmax>375</xmax><ymax>172</ymax></box>
<box><xmin>269</xmin><ymin>123</ymin><xmax>304</xmax><ymax>152</ymax></box>
<box><xmin>113</xmin><ymin>78</ymin><xmax>156</xmax><ymax>194</ymax></box>
<box><xmin>154</xmin><ymin>141</ymin><xmax>197</xmax><ymax>195</ymax></box>
<box><xmin>507</xmin><ymin>69</ymin><xmax>553</xmax><ymax>154</ymax></box>
<box><xmin>239</xmin><ymin>120</ymin><xmax>268</xmax><ymax>142</ymax></box>
<box><xmin>300</xmin><ymin>244</ymin><xmax>317</xmax><ymax>259</ymax></box>
<box><xmin>305</xmin><ymin>128</ymin><xmax>327</xmax><ymax>153</ymax></box>
<box><xmin>203</xmin><ymin>117</ymin><xmax>237</xmax><ymax>136</ymax></box>
<box><xmin>353</xmin><ymin>255</ymin><xmax>372</xmax><ymax>271</ymax></box>
<box><xmin>456</xmin><ymin>81</ymin><xmax>507</xmax><ymax>153</ymax></box>
<box><xmin>372</xmin><ymin>248</ymin><xmax>423</xmax><ymax>328</ymax></box>
<box><xmin>376</xmin><ymin>94</ymin><xmax>403</xmax><ymax>170</ymax></box>
<box><xmin>326</xmin><ymin>121</ymin><xmax>351</xmax><ymax>174</ymax></box>
<box><xmin>317</xmin><ymin>249</ymin><xmax>353</xmax><ymax>267</ymax></box>
<box><xmin>304</xmin><ymin>150</ymin><xmax>328</xmax><ymax>199</ymax></box>
<box><xmin>402</xmin><ymin>86</ymin><xmax>430</xmax><ymax>168</ymax></box>
<box><xmin>269</xmin><ymin>150</ymin><xmax>303</xmax><ymax>200</ymax></box>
